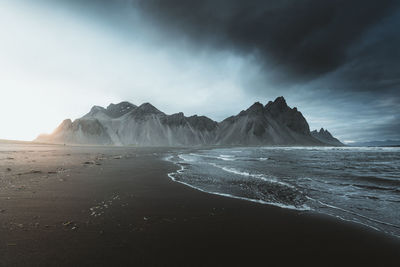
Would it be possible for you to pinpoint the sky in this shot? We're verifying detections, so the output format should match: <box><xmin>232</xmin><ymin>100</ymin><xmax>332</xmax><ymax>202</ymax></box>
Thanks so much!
<box><xmin>0</xmin><ymin>0</ymin><xmax>399</xmax><ymax>142</ymax></box>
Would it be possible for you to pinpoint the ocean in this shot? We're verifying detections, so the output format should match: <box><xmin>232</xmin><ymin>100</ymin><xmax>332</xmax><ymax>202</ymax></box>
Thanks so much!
<box><xmin>166</xmin><ymin>147</ymin><xmax>400</xmax><ymax>238</ymax></box>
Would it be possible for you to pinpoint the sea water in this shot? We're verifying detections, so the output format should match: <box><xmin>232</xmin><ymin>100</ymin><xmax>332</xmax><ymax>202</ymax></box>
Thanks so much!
<box><xmin>166</xmin><ymin>147</ymin><xmax>400</xmax><ymax>238</ymax></box>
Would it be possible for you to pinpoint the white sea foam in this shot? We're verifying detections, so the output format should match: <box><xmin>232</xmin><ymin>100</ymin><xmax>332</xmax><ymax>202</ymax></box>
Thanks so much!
<box><xmin>164</xmin><ymin>148</ymin><xmax>400</xmax><ymax>239</ymax></box>
<box><xmin>167</xmin><ymin>171</ymin><xmax>310</xmax><ymax>211</ymax></box>
<box><xmin>217</xmin><ymin>154</ymin><xmax>236</xmax><ymax>161</ymax></box>
<box><xmin>306</xmin><ymin>196</ymin><xmax>400</xmax><ymax>229</ymax></box>
<box><xmin>178</xmin><ymin>154</ymin><xmax>196</xmax><ymax>162</ymax></box>
<box><xmin>209</xmin><ymin>162</ymin><xmax>294</xmax><ymax>188</ymax></box>
<box><xmin>164</xmin><ymin>155</ymin><xmax>174</xmax><ymax>161</ymax></box>
<box><xmin>164</xmin><ymin>154</ymin><xmax>309</xmax><ymax>211</ymax></box>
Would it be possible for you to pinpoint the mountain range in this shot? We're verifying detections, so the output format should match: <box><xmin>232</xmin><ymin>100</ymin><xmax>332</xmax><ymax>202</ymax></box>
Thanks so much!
<box><xmin>311</xmin><ymin>128</ymin><xmax>343</xmax><ymax>146</ymax></box>
<box><xmin>348</xmin><ymin>140</ymin><xmax>400</xmax><ymax>147</ymax></box>
<box><xmin>35</xmin><ymin>97</ymin><xmax>343</xmax><ymax>146</ymax></box>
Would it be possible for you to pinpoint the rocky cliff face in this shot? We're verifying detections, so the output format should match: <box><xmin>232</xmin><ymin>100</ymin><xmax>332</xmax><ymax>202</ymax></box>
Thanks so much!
<box><xmin>311</xmin><ymin>128</ymin><xmax>344</xmax><ymax>146</ymax></box>
<box><xmin>36</xmin><ymin>97</ymin><xmax>342</xmax><ymax>146</ymax></box>
<box><xmin>216</xmin><ymin>97</ymin><xmax>319</xmax><ymax>145</ymax></box>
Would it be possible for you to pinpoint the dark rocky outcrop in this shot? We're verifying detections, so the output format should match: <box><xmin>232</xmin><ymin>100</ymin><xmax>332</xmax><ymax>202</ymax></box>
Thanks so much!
<box><xmin>311</xmin><ymin>128</ymin><xmax>344</xmax><ymax>146</ymax></box>
<box><xmin>216</xmin><ymin>97</ymin><xmax>320</xmax><ymax>146</ymax></box>
<box><xmin>105</xmin><ymin>102</ymin><xmax>137</xmax><ymax>118</ymax></box>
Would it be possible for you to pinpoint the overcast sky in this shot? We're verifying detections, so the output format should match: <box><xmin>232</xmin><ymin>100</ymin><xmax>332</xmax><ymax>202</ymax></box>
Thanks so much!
<box><xmin>1</xmin><ymin>0</ymin><xmax>399</xmax><ymax>142</ymax></box>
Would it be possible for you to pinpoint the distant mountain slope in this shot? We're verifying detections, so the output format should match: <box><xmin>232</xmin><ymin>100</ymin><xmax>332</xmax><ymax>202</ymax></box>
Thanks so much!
<box><xmin>36</xmin><ymin>97</ymin><xmax>343</xmax><ymax>146</ymax></box>
<box><xmin>349</xmin><ymin>140</ymin><xmax>400</xmax><ymax>147</ymax></box>
<box><xmin>311</xmin><ymin>128</ymin><xmax>344</xmax><ymax>146</ymax></box>
<box><xmin>36</xmin><ymin>118</ymin><xmax>113</xmax><ymax>145</ymax></box>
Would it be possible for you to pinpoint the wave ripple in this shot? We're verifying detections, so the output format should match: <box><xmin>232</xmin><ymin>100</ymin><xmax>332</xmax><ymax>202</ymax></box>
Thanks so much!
<box><xmin>166</xmin><ymin>147</ymin><xmax>400</xmax><ymax>238</ymax></box>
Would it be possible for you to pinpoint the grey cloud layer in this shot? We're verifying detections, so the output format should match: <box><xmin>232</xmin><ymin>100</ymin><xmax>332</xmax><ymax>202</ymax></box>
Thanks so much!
<box><xmin>134</xmin><ymin>0</ymin><xmax>399</xmax><ymax>86</ymax></box>
<box><xmin>30</xmin><ymin>0</ymin><xmax>400</xmax><ymax>141</ymax></box>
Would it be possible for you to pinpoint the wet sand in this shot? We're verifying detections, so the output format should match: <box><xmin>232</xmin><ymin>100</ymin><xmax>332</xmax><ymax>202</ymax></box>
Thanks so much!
<box><xmin>0</xmin><ymin>143</ymin><xmax>399</xmax><ymax>266</ymax></box>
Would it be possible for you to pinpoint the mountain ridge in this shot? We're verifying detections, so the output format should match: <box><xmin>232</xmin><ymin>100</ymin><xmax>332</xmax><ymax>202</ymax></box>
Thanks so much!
<box><xmin>349</xmin><ymin>140</ymin><xmax>400</xmax><ymax>147</ymax></box>
<box><xmin>36</xmin><ymin>97</ymin><xmax>343</xmax><ymax>146</ymax></box>
<box><xmin>311</xmin><ymin>128</ymin><xmax>344</xmax><ymax>146</ymax></box>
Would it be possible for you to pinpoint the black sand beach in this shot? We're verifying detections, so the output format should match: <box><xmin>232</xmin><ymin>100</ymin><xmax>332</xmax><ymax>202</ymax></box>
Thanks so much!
<box><xmin>0</xmin><ymin>143</ymin><xmax>399</xmax><ymax>266</ymax></box>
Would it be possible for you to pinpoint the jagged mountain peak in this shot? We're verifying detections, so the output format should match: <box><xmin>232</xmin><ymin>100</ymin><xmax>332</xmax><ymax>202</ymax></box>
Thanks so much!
<box><xmin>311</xmin><ymin>128</ymin><xmax>343</xmax><ymax>146</ymax></box>
<box><xmin>89</xmin><ymin>105</ymin><xmax>105</xmax><ymax>113</ymax></box>
<box><xmin>275</xmin><ymin>96</ymin><xmax>287</xmax><ymax>104</ymax></box>
<box><xmin>138</xmin><ymin>102</ymin><xmax>162</xmax><ymax>112</ymax></box>
<box><xmin>265</xmin><ymin>96</ymin><xmax>290</xmax><ymax>113</ymax></box>
<box><xmin>84</xmin><ymin>102</ymin><xmax>136</xmax><ymax>119</ymax></box>
<box><xmin>312</xmin><ymin>128</ymin><xmax>333</xmax><ymax>137</ymax></box>
<box><xmin>238</xmin><ymin>102</ymin><xmax>265</xmax><ymax>116</ymax></box>
<box><xmin>131</xmin><ymin>102</ymin><xmax>165</xmax><ymax>116</ymax></box>
<box><xmin>248</xmin><ymin>102</ymin><xmax>264</xmax><ymax>111</ymax></box>
<box><xmin>83</xmin><ymin>106</ymin><xmax>106</xmax><ymax>119</ymax></box>
<box><xmin>106</xmin><ymin>101</ymin><xmax>136</xmax><ymax>118</ymax></box>
<box><xmin>106</xmin><ymin>101</ymin><xmax>135</xmax><ymax>109</ymax></box>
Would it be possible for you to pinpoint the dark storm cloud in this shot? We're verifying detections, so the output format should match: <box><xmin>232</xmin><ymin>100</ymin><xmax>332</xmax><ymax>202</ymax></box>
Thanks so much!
<box><xmin>129</xmin><ymin>0</ymin><xmax>400</xmax><ymax>141</ymax></box>
<box><xmin>40</xmin><ymin>0</ymin><xmax>400</xmax><ymax>91</ymax></box>
<box><xmin>133</xmin><ymin>0</ymin><xmax>400</xmax><ymax>86</ymax></box>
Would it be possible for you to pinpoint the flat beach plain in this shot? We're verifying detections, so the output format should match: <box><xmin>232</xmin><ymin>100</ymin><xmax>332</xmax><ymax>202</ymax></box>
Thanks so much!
<box><xmin>0</xmin><ymin>143</ymin><xmax>399</xmax><ymax>266</ymax></box>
